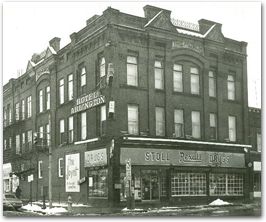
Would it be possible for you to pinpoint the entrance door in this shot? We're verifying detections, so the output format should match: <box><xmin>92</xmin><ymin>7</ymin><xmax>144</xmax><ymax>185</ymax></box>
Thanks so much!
<box><xmin>141</xmin><ymin>170</ymin><xmax>159</xmax><ymax>200</ymax></box>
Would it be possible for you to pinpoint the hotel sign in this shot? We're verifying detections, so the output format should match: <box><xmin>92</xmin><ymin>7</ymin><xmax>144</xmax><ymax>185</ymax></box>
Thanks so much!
<box><xmin>71</xmin><ymin>91</ymin><xmax>106</xmax><ymax>115</ymax></box>
<box><xmin>120</xmin><ymin>148</ymin><xmax>245</xmax><ymax>168</ymax></box>
<box><xmin>84</xmin><ymin>148</ymin><xmax>107</xmax><ymax>167</ymax></box>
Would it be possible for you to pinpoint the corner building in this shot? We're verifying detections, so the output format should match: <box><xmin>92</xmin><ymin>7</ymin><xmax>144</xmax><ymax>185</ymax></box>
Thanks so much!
<box><xmin>3</xmin><ymin>5</ymin><xmax>254</xmax><ymax>206</ymax></box>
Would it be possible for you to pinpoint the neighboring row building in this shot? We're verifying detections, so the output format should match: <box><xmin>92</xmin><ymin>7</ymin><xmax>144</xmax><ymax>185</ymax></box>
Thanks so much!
<box><xmin>3</xmin><ymin>5</ymin><xmax>261</xmax><ymax>206</ymax></box>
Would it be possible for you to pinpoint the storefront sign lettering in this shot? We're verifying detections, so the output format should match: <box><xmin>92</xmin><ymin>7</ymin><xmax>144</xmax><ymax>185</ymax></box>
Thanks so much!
<box><xmin>120</xmin><ymin>148</ymin><xmax>245</xmax><ymax>168</ymax></box>
<box><xmin>71</xmin><ymin>91</ymin><xmax>106</xmax><ymax>115</ymax></box>
<box><xmin>65</xmin><ymin>153</ymin><xmax>80</xmax><ymax>192</ymax></box>
<box><xmin>84</xmin><ymin>148</ymin><xmax>107</xmax><ymax>167</ymax></box>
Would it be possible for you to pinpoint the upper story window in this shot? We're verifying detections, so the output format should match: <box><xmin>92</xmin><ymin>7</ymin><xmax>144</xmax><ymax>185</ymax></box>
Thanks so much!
<box><xmin>209</xmin><ymin>71</ymin><xmax>216</xmax><ymax>97</ymax></box>
<box><xmin>209</xmin><ymin>113</ymin><xmax>217</xmax><ymax>140</ymax></box>
<box><xmin>58</xmin><ymin>158</ymin><xmax>64</xmax><ymax>177</ymax></box>
<box><xmin>174</xmin><ymin>109</ymin><xmax>184</xmax><ymax>138</ymax></box>
<box><xmin>257</xmin><ymin>133</ymin><xmax>261</xmax><ymax>152</ymax></box>
<box><xmin>154</xmin><ymin>61</ymin><xmax>164</xmax><ymax>90</ymax></box>
<box><xmin>27</xmin><ymin>130</ymin><xmax>32</xmax><ymax>150</ymax></box>
<box><xmin>15</xmin><ymin>102</ymin><xmax>20</xmax><ymax>121</ymax></box>
<box><xmin>9</xmin><ymin>137</ymin><xmax>12</xmax><ymax>149</ymax></box>
<box><xmin>228</xmin><ymin>115</ymin><xmax>236</xmax><ymax>142</ymax></box>
<box><xmin>27</xmin><ymin>96</ymin><xmax>32</xmax><ymax>118</ymax></box>
<box><xmin>46</xmin><ymin>86</ymin><xmax>50</xmax><ymax>110</ymax></box>
<box><xmin>81</xmin><ymin>112</ymin><xmax>87</xmax><ymax>140</ymax></box>
<box><xmin>192</xmin><ymin>111</ymin><xmax>201</xmax><ymax>139</ymax></box>
<box><xmin>8</xmin><ymin>105</ymin><xmax>12</xmax><ymax>124</ymax></box>
<box><xmin>46</xmin><ymin>123</ymin><xmax>50</xmax><ymax>147</ymax></box>
<box><xmin>173</xmin><ymin>64</ymin><xmax>183</xmax><ymax>92</ymax></box>
<box><xmin>100</xmin><ymin>105</ymin><xmax>106</xmax><ymax>136</ymax></box>
<box><xmin>4</xmin><ymin>108</ymin><xmax>7</xmax><ymax>127</ymax></box>
<box><xmin>127</xmin><ymin>56</ymin><xmax>138</xmax><ymax>86</ymax></box>
<box><xmin>21</xmin><ymin>100</ymin><xmax>25</xmax><ymax>120</ymax></box>
<box><xmin>80</xmin><ymin>67</ymin><xmax>86</xmax><ymax>94</ymax></box>
<box><xmin>59</xmin><ymin>79</ymin><xmax>64</xmax><ymax>105</ymax></box>
<box><xmin>227</xmin><ymin>75</ymin><xmax>235</xmax><ymax>100</ymax></box>
<box><xmin>39</xmin><ymin>89</ymin><xmax>44</xmax><ymax>112</ymax></box>
<box><xmin>59</xmin><ymin>119</ymin><xmax>65</xmax><ymax>144</ymax></box>
<box><xmin>4</xmin><ymin>139</ymin><xmax>7</xmax><ymax>150</ymax></box>
<box><xmin>155</xmin><ymin>107</ymin><xmax>165</xmax><ymax>136</ymax></box>
<box><xmin>39</xmin><ymin>126</ymin><xmax>44</xmax><ymax>141</ymax></box>
<box><xmin>100</xmin><ymin>57</ymin><xmax>106</xmax><ymax>78</ymax></box>
<box><xmin>68</xmin><ymin>74</ymin><xmax>73</xmax><ymax>101</ymax></box>
<box><xmin>128</xmin><ymin>105</ymin><xmax>139</xmax><ymax>135</ymax></box>
<box><xmin>16</xmin><ymin>134</ymin><xmax>20</xmax><ymax>154</ymax></box>
<box><xmin>68</xmin><ymin>116</ymin><xmax>74</xmax><ymax>143</ymax></box>
<box><xmin>190</xmin><ymin>67</ymin><xmax>199</xmax><ymax>95</ymax></box>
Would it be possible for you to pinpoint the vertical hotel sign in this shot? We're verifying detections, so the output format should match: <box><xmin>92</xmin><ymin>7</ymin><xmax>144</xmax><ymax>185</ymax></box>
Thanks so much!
<box><xmin>71</xmin><ymin>91</ymin><xmax>105</xmax><ymax>115</ymax></box>
<box><xmin>65</xmin><ymin>153</ymin><xmax>80</xmax><ymax>192</ymax></box>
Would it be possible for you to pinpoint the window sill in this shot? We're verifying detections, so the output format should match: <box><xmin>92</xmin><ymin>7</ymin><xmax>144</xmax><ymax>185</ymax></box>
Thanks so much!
<box><xmin>224</xmin><ymin>99</ymin><xmax>241</xmax><ymax>104</ymax></box>
<box><xmin>119</xmin><ymin>84</ymin><xmax>147</xmax><ymax>91</ymax></box>
<box><xmin>155</xmin><ymin>89</ymin><xmax>165</xmax><ymax>93</ymax></box>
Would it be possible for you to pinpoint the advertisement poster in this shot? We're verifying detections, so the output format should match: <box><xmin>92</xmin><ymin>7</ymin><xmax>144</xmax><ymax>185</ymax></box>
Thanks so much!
<box><xmin>65</xmin><ymin>153</ymin><xmax>80</xmax><ymax>192</ymax></box>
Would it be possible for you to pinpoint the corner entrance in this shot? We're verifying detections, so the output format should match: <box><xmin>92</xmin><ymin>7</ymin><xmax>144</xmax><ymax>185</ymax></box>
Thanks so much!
<box><xmin>141</xmin><ymin>170</ymin><xmax>159</xmax><ymax>200</ymax></box>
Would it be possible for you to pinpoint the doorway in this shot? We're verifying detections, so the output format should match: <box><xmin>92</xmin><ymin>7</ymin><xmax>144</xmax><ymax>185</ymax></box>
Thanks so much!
<box><xmin>141</xmin><ymin>170</ymin><xmax>159</xmax><ymax>200</ymax></box>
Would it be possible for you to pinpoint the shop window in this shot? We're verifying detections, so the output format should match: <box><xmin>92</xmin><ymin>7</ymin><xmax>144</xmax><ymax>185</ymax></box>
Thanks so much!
<box><xmin>88</xmin><ymin>169</ymin><xmax>108</xmax><ymax>197</ymax></box>
<box><xmin>253</xmin><ymin>173</ymin><xmax>261</xmax><ymax>192</ymax></box>
<box><xmin>160</xmin><ymin>176</ymin><xmax>167</xmax><ymax>197</ymax></box>
<box><xmin>173</xmin><ymin>64</ymin><xmax>183</xmax><ymax>92</ymax></box>
<box><xmin>192</xmin><ymin>111</ymin><xmax>201</xmax><ymax>139</ymax></box>
<box><xmin>128</xmin><ymin>105</ymin><xmax>139</xmax><ymax>135</ymax></box>
<box><xmin>127</xmin><ymin>56</ymin><xmax>138</xmax><ymax>86</ymax></box>
<box><xmin>227</xmin><ymin>75</ymin><xmax>235</xmax><ymax>100</ymax></box>
<box><xmin>154</xmin><ymin>60</ymin><xmax>164</xmax><ymax>89</ymax></box>
<box><xmin>174</xmin><ymin>109</ymin><xmax>184</xmax><ymax>138</ymax></box>
<box><xmin>209</xmin><ymin>173</ymin><xmax>243</xmax><ymax>196</ymax></box>
<box><xmin>190</xmin><ymin>67</ymin><xmax>199</xmax><ymax>95</ymax></box>
<box><xmin>209</xmin><ymin>71</ymin><xmax>216</xmax><ymax>97</ymax></box>
<box><xmin>171</xmin><ymin>172</ymin><xmax>206</xmax><ymax>196</ymax></box>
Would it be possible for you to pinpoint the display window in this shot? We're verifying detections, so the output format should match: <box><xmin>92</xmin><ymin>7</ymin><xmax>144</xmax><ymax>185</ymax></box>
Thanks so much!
<box><xmin>88</xmin><ymin>169</ymin><xmax>108</xmax><ymax>197</ymax></box>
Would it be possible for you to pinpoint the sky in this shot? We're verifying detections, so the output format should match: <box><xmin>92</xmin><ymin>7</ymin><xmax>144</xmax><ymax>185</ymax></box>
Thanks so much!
<box><xmin>2</xmin><ymin>1</ymin><xmax>261</xmax><ymax>108</ymax></box>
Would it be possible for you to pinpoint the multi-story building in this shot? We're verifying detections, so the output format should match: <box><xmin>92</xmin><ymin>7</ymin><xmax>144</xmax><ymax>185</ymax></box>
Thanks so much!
<box><xmin>3</xmin><ymin>5</ymin><xmax>254</xmax><ymax>206</ymax></box>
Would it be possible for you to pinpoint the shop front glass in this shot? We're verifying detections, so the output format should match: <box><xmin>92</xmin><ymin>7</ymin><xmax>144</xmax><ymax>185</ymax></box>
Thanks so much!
<box><xmin>88</xmin><ymin>169</ymin><xmax>108</xmax><ymax>197</ymax></box>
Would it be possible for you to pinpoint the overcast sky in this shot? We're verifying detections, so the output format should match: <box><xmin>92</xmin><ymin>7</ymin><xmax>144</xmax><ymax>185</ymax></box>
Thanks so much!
<box><xmin>2</xmin><ymin>1</ymin><xmax>261</xmax><ymax>108</ymax></box>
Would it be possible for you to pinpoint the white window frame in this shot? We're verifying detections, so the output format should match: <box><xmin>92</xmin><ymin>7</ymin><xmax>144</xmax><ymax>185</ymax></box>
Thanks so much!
<box><xmin>228</xmin><ymin>115</ymin><xmax>236</xmax><ymax>142</ymax></box>
<box><xmin>39</xmin><ymin>89</ymin><xmax>43</xmax><ymax>112</ymax></box>
<box><xmin>128</xmin><ymin>105</ymin><xmax>139</xmax><ymax>135</ymax></box>
<box><xmin>154</xmin><ymin>60</ymin><xmax>164</xmax><ymax>90</ymax></box>
<box><xmin>192</xmin><ymin>111</ymin><xmax>201</xmax><ymax>139</ymax></box>
<box><xmin>209</xmin><ymin>71</ymin><xmax>216</xmax><ymax>97</ymax></box>
<box><xmin>46</xmin><ymin>86</ymin><xmax>50</xmax><ymax>110</ymax></box>
<box><xmin>227</xmin><ymin>75</ymin><xmax>235</xmax><ymax>100</ymax></box>
<box><xmin>81</xmin><ymin>112</ymin><xmax>87</xmax><ymax>140</ymax></box>
<box><xmin>68</xmin><ymin>116</ymin><xmax>74</xmax><ymax>143</ymax></box>
<box><xmin>58</xmin><ymin>158</ymin><xmax>64</xmax><ymax>177</ymax></box>
<box><xmin>60</xmin><ymin>119</ymin><xmax>65</xmax><ymax>144</ymax></box>
<box><xmin>173</xmin><ymin>64</ymin><xmax>183</xmax><ymax>92</ymax></box>
<box><xmin>190</xmin><ymin>67</ymin><xmax>200</xmax><ymax>95</ymax></box>
<box><xmin>127</xmin><ymin>56</ymin><xmax>138</xmax><ymax>86</ymax></box>
<box><xmin>38</xmin><ymin>160</ymin><xmax>43</xmax><ymax>179</ymax></box>
<box><xmin>59</xmin><ymin>79</ymin><xmax>64</xmax><ymax>104</ymax></box>
<box><xmin>68</xmin><ymin>74</ymin><xmax>73</xmax><ymax>101</ymax></box>
<box><xmin>155</xmin><ymin>107</ymin><xmax>165</xmax><ymax>136</ymax></box>
<box><xmin>81</xmin><ymin>67</ymin><xmax>86</xmax><ymax>87</ymax></box>
<box><xmin>174</xmin><ymin>109</ymin><xmax>184</xmax><ymax>138</ymax></box>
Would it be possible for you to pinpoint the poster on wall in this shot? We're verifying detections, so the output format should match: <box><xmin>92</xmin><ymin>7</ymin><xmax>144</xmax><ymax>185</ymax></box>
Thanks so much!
<box><xmin>65</xmin><ymin>153</ymin><xmax>80</xmax><ymax>192</ymax></box>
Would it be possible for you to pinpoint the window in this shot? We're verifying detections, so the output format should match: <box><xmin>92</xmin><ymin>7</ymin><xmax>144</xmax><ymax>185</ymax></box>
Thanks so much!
<box><xmin>228</xmin><ymin>116</ymin><xmax>236</xmax><ymax>142</ymax></box>
<box><xmin>9</xmin><ymin>137</ymin><xmax>12</xmax><ymax>149</ymax></box>
<box><xmin>59</xmin><ymin>79</ymin><xmax>64</xmax><ymax>104</ymax></box>
<box><xmin>59</xmin><ymin>119</ymin><xmax>65</xmax><ymax>144</ymax></box>
<box><xmin>68</xmin><ymin>74</ymin><xmax>73</xmax><ymax>101</ymax></box>
<box><xmin>192</xmin><ymin>111</ymin><xmax>201</xmax><ymax>139</ymax></box>
<box><xmin>171</xmin><ymin>172</ymin><xmax>206</xmax><ymax>196</ymax></box>
<box><xmin>190</xmin><ymin>67</ymin><xmax>199</xmax><ymax>95</ymax></box>
<box><xmin>21</xmin><ymin>100</ymin><xmax>25</xmax><ymax>120</ymax></box>
<box><xmin>174</xmin><ymin>109</ymin><xmax>184</xmax><ymax>138</ymax></box>
<box><xmin>39</xmin><ymin>126</ymin><xmax>44</xmax><ymax>139</ymax></box>
<box><xmin>38</xmin><ymin>161</ymin><xmax>43</xmax><ymax>179</ymax></box>
<box><xmin>100</xmin><ymin>105</ymin><xmax>106</xmax><ymax>136</ymax></box>
<box><xmin>15</xmin><ymin>102</ymin><xmax>20</xmax><ymax>120</ymax></box>
<box><xmin>80</xmin><ymin>67</ymin><xmax>86</xmax><ymax>94</ymax></box>
<box><xmin>39</xmin><ymin>89</ymin><xmax>43</xmax><ymax>112</ymax></box>
<box><xmin>88</xmin><ymin>169</ymin><xmax>108</xmax><ymax>197</ymax></box>
<box><xmin>4</xmin><ymin>139</ymin><xmax>7</xmax><ymax>150</ymax></box>
<box><xmin>46</xmin><ymin>123</ymin><xmax>50</xmax><ymax>147</ymax></box>
<box><xmin>68</xmin><ymin>116</ymin><xmax>74</xmax><ymax>143</ymax></box>
<box><xmin>156</xmin><ymin>107</ymin><xmax>165</xmax><ymax>136</ymax></box>
<box><xmin>209</xmin><ymin>71</ymin><xmax>216</xmax><ymax>97</ymax></box>
<box><xmin>227</xmin><ymin>75</ymin><xmax>235</xmax><ymax>100</ymax></box>
<box><xmin>27</xmin><ymin>130</ymin><xmax>32</xmax><ymax>150</ymax></box>
<box><xmin>9</xmin><ymin>105</ymin><xmax>12</xmax><ymax>124</ymax></box>
<box><xmin>209</xmin><ymin>173</ymin><xmax>243</xmax><ymax>196</ymax></box>
<box><xmin>154</xmin><ymin>61</ymin><xmax>164</xmax><ymax>89</ymax></box>
<box><xmin>81</xmin><ymin>112</ymin><xmax>87</xmax><ymax>140</ymax></box>
<box><xmin>209</xmin><ymin>113</ymin><xmax>217</xmax><ymax>140</ymax></box>
<box><xmin>4</xmin><ymin>108</ymin><xmax>7</xmax><ymax>127</ymax></box>
<box><xmin>16</xmin><ymin>134</ymin><xmax>20</xmax><ymax>154</ymax></box>
<box><xmin>127</xmin><ymin>56</ymin><xmax>138</xmax><ymax>86</ymax></box>
<box><xmin>173</xmin><ymin>64</ymin><xmax>183</xmax><ymax>92</ymax></box>
<box><xmin>128</xmin><ymin>105</ymin><xmax>139</xmax><ymax>135</ymax></box>
<box><xmin>58</xmin><ymin>158</ymin><xmax>64</xmax><ymax>177</ymax></box>
<box><xmin>253</xmin><ymin>173</ymin><xmax>261</xmax><ymax>192</ymax></box>
<box><xmin>100</xmin><ymin>57</ymin><xmax>106</xmax><ymax>78</ymax></box>
<box><xmin>27</xmin><ymin>96</ymin><xmax>32</xmax><ymax>118</ymax></box>
<box><xmin>257</xmin><ymin>133</ymin><xmax>261</xmax><ymax>152</ymax></box>
<box><xmin>46</xmin><ymin>86</ymin><xmax>50</xmax><ymax>110</ymax></box>
<box><xmin>22</xmin><ymin>132</ymin><xmax>25</xmax><ymax>153</ymax></box>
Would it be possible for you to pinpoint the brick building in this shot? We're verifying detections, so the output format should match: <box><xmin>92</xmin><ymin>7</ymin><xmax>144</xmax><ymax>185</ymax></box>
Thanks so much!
<box><xmin>3</xmin><ymin>5</ymin><xmax>256</xmax><ymax>206</ymax></box>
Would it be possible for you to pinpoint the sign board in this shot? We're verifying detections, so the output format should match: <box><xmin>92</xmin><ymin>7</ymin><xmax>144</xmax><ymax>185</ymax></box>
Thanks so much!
<box><xmin>78</xmin><ymin>177</ymin><xmax>86</xmax><ymax>185</ymax></box>
<box><xmin>253</xmin><ymin>161</ymin><xmax>261</xmax><ymax>171</ymax></box>
<box><xmin>88</xmin><ymin>177</ymin><xmax>93</xmax><ymax>187</ymax></box>
<box><xmin>120</xmin><ymin>148</ymin><xmax>245</xmax><ymax>168</ymax></box>
<box><xmin>65</xmin><ymin>153</ymin><xmax>80</xmax><ymax>192</ymax></box>
<box><xmin>84</xmin><ymin>148</ymin><xmax>107</xmax><ymax>167</ymax></box>
<box><xmin>71</xmin><ymin>91</ymin><xmax>105</xmax><ymax>115</ymax></box>
<box><xmin>28</xmin><ymin>174</ymin><xmax>34</xmax><ymax>182</ymax></box>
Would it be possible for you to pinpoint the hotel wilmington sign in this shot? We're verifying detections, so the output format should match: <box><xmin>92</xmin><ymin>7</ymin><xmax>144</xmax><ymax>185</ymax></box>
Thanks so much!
<box><xmin>120</xmin><ymin>148</ymin><xmax>245</xmax><ymax>168</ymax></box>
<box><xmin>71</xmin><ymin>91</ymin><xmax>105</xmax><ymax>115</ymax></box>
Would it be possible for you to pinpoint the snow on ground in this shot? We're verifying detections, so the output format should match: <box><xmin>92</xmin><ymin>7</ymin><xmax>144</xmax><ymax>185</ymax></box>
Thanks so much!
<box><xmin>122</xmin><ymin>207</ymin><xmax>144</xmax><ymax>212</ymax></box>
<box><xmin>209</xmin><ymin>198</ymin><xmax>232</xmax><ymax>206</ymax></box>
<box><xmin>21</xmin><ymin>204</ymin><xmax>67</xmax><ymax>215</ymax></box>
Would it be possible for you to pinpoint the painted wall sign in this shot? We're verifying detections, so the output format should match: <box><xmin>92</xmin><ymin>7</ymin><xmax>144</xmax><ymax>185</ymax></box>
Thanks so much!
<box><xmin>84</xmin><ymin>148</ymin><xmax>107</xmax><ymax>167</ymax></box>
<box><xmin>71</xmin><ymin>91</ymin><xmax>105</xmax><ymax>114</ymax></box>
<box><xmin>120</xmin><ymin>148</ymin><xmax>245</xmax><ymax>168</ymax></box>
<box><xmin>65</xmin><ymin>153</ymin><xmax>80</xmax><ymax>192</ymax></box>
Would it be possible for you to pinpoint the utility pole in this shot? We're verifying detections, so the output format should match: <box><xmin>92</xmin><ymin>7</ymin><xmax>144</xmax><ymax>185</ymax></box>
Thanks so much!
<box><xmin>48</xmin><ymin>113</ymin><xmax>52</xmax><ymax>208</ymax></box>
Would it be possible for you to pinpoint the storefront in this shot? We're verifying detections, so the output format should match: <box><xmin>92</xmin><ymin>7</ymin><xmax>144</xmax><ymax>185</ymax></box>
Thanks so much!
<box><xmin>3</xmin><ymin>163</ymin><xmax>12</xmax><ymax>193</ymax></box>
<box><xmin>119</xmin><ymin>147</ymin><xmax>247</xmax><ymax>204</ymax></box>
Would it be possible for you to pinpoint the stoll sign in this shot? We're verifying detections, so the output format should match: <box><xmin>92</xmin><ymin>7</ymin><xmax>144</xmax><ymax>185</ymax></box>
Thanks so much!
<box><xmin>71</xmin><ymin>91</ymin><xmax>106</xmax><ymax>115</ymax></box>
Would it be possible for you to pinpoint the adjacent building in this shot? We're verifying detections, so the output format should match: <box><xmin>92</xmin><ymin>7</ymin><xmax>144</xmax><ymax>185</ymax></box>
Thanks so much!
<box><xmin>3</xmin><ymin>5</ymin><xmax>258</xmax><ymax>206</ymax></box>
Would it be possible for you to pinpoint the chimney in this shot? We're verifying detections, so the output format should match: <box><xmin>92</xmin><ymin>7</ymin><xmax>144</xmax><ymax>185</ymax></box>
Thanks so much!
<box><xmin>198</xmin><ymin>19</ymin><xmax>222</xmax><ymax>34</ymax></box>
<box><xmin>143</xmin><ymin>5</ymin><xmax>171</xmax><ymax>21</ymax></box>
<box><xmin>49</xmin><ymin>37</ymin><xmax>61</xmax><ymax>52</ymax></box>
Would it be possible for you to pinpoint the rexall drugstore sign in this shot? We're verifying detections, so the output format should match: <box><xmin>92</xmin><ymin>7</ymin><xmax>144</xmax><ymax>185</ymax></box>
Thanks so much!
<box><xmin>65</xmin><ymin>153</ymin><xmax>80</xmax><ymax>192</ymax></box>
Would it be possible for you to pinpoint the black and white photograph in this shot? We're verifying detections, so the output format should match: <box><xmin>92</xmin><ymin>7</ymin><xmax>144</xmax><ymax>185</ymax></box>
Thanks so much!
<box><xmin>2</xmin><ymin>1</ymin><xmax>261</xmax><ymax>217</ymax></box>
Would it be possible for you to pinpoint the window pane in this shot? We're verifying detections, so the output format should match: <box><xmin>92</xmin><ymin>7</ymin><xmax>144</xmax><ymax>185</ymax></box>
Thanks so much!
<box><xmin>127</xmin><ymin>56</ymin><xmax>137</xmax><ymax>64</ymax></box>
<box><xmin>46</xmin><ymin>86</ymin><xmax>50</xmax><ymax>110</ymax></box>
<box><xmin>81</xmin><ymin>67</ymin><xmax>86</xmax><ymax>86</ymax></box>
<box><xmin>81</xmin><ymin>112</ymin><xmax>87</xmax><ymax>140</ymax></box>
<box><xmin>192</xmin><ymin>111</ymin><xmax>201</xmax><ymax>138</ymax></box>
<box><xmin>59</xmin><ymin>79</ymin><xmax>64</xmax><ymax>104</ymax></box>
<box><xmin>128</xmin><ymin>105</ymin><xmax>139</xmax><ymax>135</ymax></box>
<box><xmin>173</xmin><ymin>69</ymin><xmax>183</xmax><ymax>92</ymax></box>
<box><xmin>190</xmin><ymin>67</ymin><xmax>199</xmax><ymax>74</ymax></box>
<box><xmin>68</xmin><ymin>74</ymin><xmax>73</xmax><ymax>100</ymax></box>
<box><xmin>21</xmin><ymin>100</ymin><xmax>25</xmax><ymax>120</ymax></box>
<box><xmin>27</xmin><ymin>96</ymin><xmax>32</xmax><ymax>118</ymax></box>
<box><xmin>209</xmin><ymin>113</ymin><xmax>216</xmax><ymax>127</ymax></box>
<box><xmin>155</xmin><ymin>68</ymin><xmax>164</xmax><ymax>89</ymax></box>
<box><xmin>101</xmin><ymin>105</ymin><xmax>106</xmax><ymax>122</ymax></box>
<box><xmin>100</xmin><ymin>57</ymin><xmax>106</xmax><ymax>77</ymax></box>
<box><xmin>191</xmin><ymin>75</ymin><xmax>199</xmax><ymax>94</ymax></box>
<box><xmin>60</xmin><ymin>120</ymin><xmax>65</xmax><ymax>133</ymax></box>
<box><xmin>156</xmin><ymin>107</ymin><xmax>165</xmax><ymax>136</ymax></box>
<box><xmin>227</xmin><ymin>75</ymin><xmax>235</xmax><ymax>100</ymax></box>
<box><xmin>228</xmin><ymin>116</ymin><xmax>236</xmax><ymax>141</ymax></box>
<box><xmin>127</xmin><ymin>63</ymin><xmax>138</xmax><ymax>86</ymax></box>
